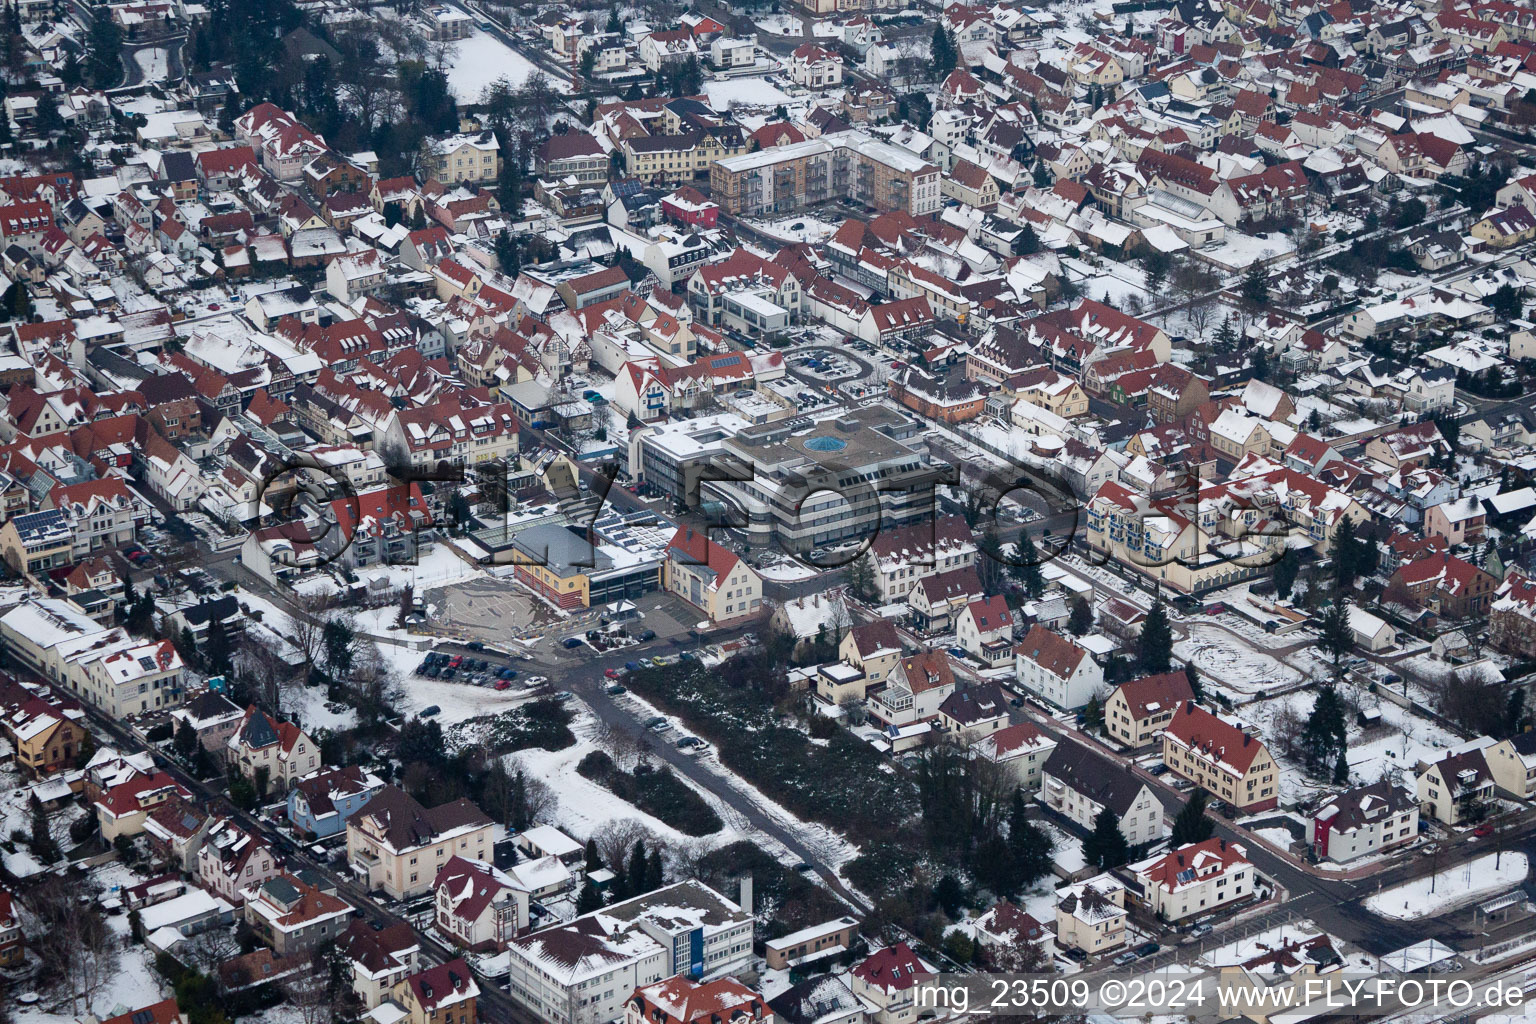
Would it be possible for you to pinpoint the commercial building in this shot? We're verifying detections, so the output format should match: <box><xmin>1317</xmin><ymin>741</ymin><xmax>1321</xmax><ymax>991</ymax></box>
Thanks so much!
<box><xmin>710</xmin><ymin>129</ymin><xmax>942</xmax><ymax>218</ymax></box>
<box><xmin>699</xmin><ymin>405</ymin><xmax>945</xmax><ymax>553</ymax></box>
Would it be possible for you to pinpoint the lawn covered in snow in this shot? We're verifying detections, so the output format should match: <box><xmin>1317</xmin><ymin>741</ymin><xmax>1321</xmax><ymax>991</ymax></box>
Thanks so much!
<box><xmin>703</xmin><ymin>77</ymin><xmax>797</xmax><ymax>111</ymax></box>
<box><xmin>445</xmin><ymin>31</ymin><xmax>570</xmax><ymax>102</ymax></box>
<box><xmin>1364</xmin><ymin>852</ymin><xmax>1529</xmax><ymax>921</ymax></box>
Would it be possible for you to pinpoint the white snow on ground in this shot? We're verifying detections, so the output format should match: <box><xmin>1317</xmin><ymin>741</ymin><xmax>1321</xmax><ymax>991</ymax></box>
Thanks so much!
<box><xmin>445</xmin><ymin>30</ymin><xmax>571</xmax><ymax>102</ymax></box>
<box><xmin>756</xmin><ymin>13</ymin><xmax>802</xmax><ymax>33</ymax></box>
<box><xmin>14</xmin><ymin>863</ymin><xmax>168</xmax><ymax>1024</ymax></box>
<box><xmin>745</xmin><ymin>216</ymin><xmax>843</xmax><ymax>244</ymax></box>
<box><xmin>703</xmin><ymin>77</ymin><xmax>796</xmax><ymax>110</ymax></box>
<box><xmin>134</xmin><ymin>48</ymin><xmax>168</xmax><ymax>81</ymax></box>
<box><xmin>1253</xmin><ymin>826</ymin><xmax>1296</xmax><ymax>849</ymax></box>
<box><xmin>285</xmin><ymin>679</ymin><xmax>360</xmax><ymax>732</ymax></box>
<box><xmin>1364</xmin><ymin>853</ymin><xmax>1529</xmax><ymax>921</ymax></box>
<box><xmin>394</xmin><ymin>670</ymin><xmax>543</xmax><ymax>726</ymax></box>
<box><xmin>1174</xmin><ymin>624</ymin><xmax>1304</xmax><ymax>695</ymax></box>
<box><xmin>502</xmin><ymin>708</ymin><xmax>751</xmax><ymax>855</ymax></box>
<box><xmin>1038</xmin><ymin>821</ymin><xmax>1086</xmax><ymax>876</ymax></box>
<box><xmin>353</xmin><ymin>543</ymin><xmax>486</xmax><ymax>591</ymax></box>
<box><xmin>618</xmin><ymin>687</ymin><xmax>865</xmax><ymax>881</ymax></box>
<box><xmin>756</xmin><ymin>558</ymin><xmax>821</xmax><ymax>582</ymax></box>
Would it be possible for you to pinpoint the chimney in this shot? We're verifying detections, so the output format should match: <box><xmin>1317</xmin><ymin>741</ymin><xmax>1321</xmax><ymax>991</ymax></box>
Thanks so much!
<box><xmin>739</xmin><ymin>873</ymin><xmax>753</xmax><ymax>916</ymax></box>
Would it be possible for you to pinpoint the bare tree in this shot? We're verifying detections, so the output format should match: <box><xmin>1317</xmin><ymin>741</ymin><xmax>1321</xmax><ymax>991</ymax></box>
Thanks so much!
<box><xmin>594</xmin><ymin>819</ymin><xmax>651</xmax><ymax>874</ymax></box>
<box><xmin>287</xmin><ymin>593</ymin><xmax>330</xmax><ymax>673</ymax></box>
<box><xmin>183</xmin><ymin>926</ymin><xmax>241</xmax><ymax>976</ymax></box>
<box><xmin>285</xmin><ymin>962</ymin><xmax>334</xmax><ymax>1024</ymax></box>
<box><xmin>524</xmin><ymin>774</ymin><xmax>556</xmax><ymax>826</ymax></box>
<box><xmin>839</xmin><ymin>695</ymin><xmax>867</xmax><ymax>726</ymax></box>
<box><xmin>25</xmin><ymin>876</ymin><xmax>116</xmax><ymax>1015</ymax></box>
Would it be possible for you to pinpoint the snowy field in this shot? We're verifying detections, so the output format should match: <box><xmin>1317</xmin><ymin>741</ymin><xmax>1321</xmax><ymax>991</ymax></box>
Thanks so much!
<box><xmin>134</xmin><ymin>48</ymin><xmax>168</xmax><ymax>80</ymax></box>
<box><xmin>703</xmin><ymin>77</ymin><xmax>797</xmax><ymax>111</ymax></box>
<box><xmin>1174</xmin><ymin>624</ymin><xmax>1305</xmax><ymax>696</ymax></box>
<box><xmin>1365</xmin><ymin>853</ymin><xmax>1529</xmax><ymax>921</ymax></box>
<box><xmin>756</xmin><ymin>13</ymin><xmax>802</xmax><ymax>33</ymax></box>
<box><xmin>445</xmin><ymin>31</ymin><xmax>570</xmax><ymax>102</ymax></box>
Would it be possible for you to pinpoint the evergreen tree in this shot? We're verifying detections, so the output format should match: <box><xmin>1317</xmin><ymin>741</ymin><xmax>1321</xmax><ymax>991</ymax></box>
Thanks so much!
<box><xmin>1171</xmin><ymin>789</ymin><xmax>1213</xmax><ymax>846</ymax></box>
<box><xmin>1274</xmin><ymin>547</ymin><xmax>1300</xmax><ymax>600</ymax></box>
<box><xmin>606</xmin><ymin>6</ymin><xmax>622</xmax><ymax>32</ymax></box>
<box><xmin>1082</xmin><ymin>806</ymin><xmax>1130</xmax><ymax>869</ymax></box>
<box><xmin>626</xmin><ymin>839</ymin><xmax>647</xmax><ymax>895</ymax></box>
<box><xmin>1239</xmin><ymin>263</ymin><xmax>1270</xmax><ymax>319</ymax></box>
<box><xmin>1506</xmin><ymin>688</ymin><xmax>1527</xmax><ymax>737</ymax></box>
<box><xmin>575</xmin><ymin>880</ymin><xmax>603</xmax><ymax>914</ymax></box>
<box><xmin>645</xmin><ymin>848</ymin><xmax>664</xmax><ymax>891</ymax></box>
<box><xmin>1184</xmin><ymin>662</ymin><xmax>1203</xmax><ymax>702</ymax></box>
<box><xmin>1330</xmin><ymin>517</ymin><xmax>1361</xmax><ymax>593</ymax></box>
<box><xmin>1006</xmin><ymin>791</ymin><xmax>1053</xmax><ymax>890</ymax></box>
<box><xmin>584</xmin><ymin>838</ymin><xmax>602</xmax><ymax>873</ymax></box>
<box><xmin>494</xmin><ymin>228</ymin><xmax>520</xmax><ymax>277</ymax></box>
<box><xmin>930</xmin><ymin>24</ymin><xmax>955</xmax><ymax>76</ymax></box>
<box><xmin>204</xmin><ymin>616</ymin><xmax>232</xmax><ymax>677</ymax></box>
<box><xmin>845</xmin><ymin>549</ymin><xmax>878</xmax><ymax>602</ymax></box>
<box><xmin>86</xmin><ymin>16</ymin><xmax>123</xmax><ymax>89</ymax></box>
<box><xmin>1067</xmin><ymin>596</ymin><xmax>1093</xmax><ymax>635</ymax></box>
<box><xmin>1015</xmin><ymin>533</ymin><xmax>1045</xmax><ymax>599</ymax></box>
<box><xmin>28</xmin><ymin>793</ymin><xmax>56</xmax><ymax>862</ymax></box>
<box><xmin>1082</xmin><ymin>695</ymin><xmax>1103</xmax><ymax>732</ymax></box>
<box><xmin>1303</xmin><ymin>684</ymin><xmax>1348</xmax><ymax>773</ymax></box>
<box><xmin>174</xmin><ymin>717</ymin><xmax>198</xmax><ymax>760</ymax></box>
<box><xmin>977</xmin><ymin>525</ymin><xmax>1006</xmax><ymax>595</ymax></box>
<box><xmin>1139</xmin><ymin>597</ymin><xmax>1173</xmax><ymax>674</ymax></box>
<box><xmin>1333</xmin><ymin>749</ymin><xmax>1349</xmax><ymax>785</ymax></box>
<box><xmin>1318</xmin><ymin>599</ymin><xmax>1353</xmax><ymax>681</ymax></box>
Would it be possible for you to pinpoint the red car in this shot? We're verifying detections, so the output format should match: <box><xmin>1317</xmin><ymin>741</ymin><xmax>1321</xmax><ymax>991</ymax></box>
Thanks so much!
<box><xmin>1473</xmin><ymin>823</ymin><xmax>1494</xmax><ymax>837</ymax></box>
<box><xmin>604</xmin><ymin>668</ymin><xmax>621</xmax><ymax>679</ymax></box>
<box><xmin>494</xmin><ymin>680</ymin><xmax>511</xmax><ymax>690</ymax></box>
<box><xmin>448</xmin><ymin>655</ymin><xmax>463</xmax><ymax>668</ymax></box>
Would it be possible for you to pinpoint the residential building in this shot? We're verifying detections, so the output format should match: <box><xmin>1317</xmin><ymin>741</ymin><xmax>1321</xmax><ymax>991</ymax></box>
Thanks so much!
<box><xmin>197</xmin><ymin>817</ymin><xmax>280</xmax><ymax>904</ymax></box>
<box><xmin>389</xmin><ymin>960</ymin><xmax>479</xmax><ymax>1024</ymax></box>
<box><xmin>336</xmin><ymin>919</ymin><xmax>421</xmax><ymax>1010</ymax></box>
<box><xmin>426</xmin><ymin>131</ymin><xmax>501</xmax><ymax>186</ymax></box>
<box><xmin>972</xmin><ymin>720</ymin><xmax>1057</xmax><ymax>792</ymax></box>
<box><xmin>228</xmin><ymin>705</ymin><xmax>319</xmax><ymax>795</ymax></box>
<box><xmin>1417</xmin><ymin>747</ymin><xmax>1495</xmax><ymax>825</ymax></box>
<box><xmin>1014</xmin><ymin>625</ymin><xmax>1104</xmax><ymax>710</ymax></box>
<box><xmin>1161</xmin><ymin>701</ymin><xmax>1278</xmax><ymax>813</ymax></box>
<box><xmin>1305</xmin><ymin>781</ymin><xmax>1419</xmax><ymax>863</ymax></box>
<box><xmin>662</xmin><ymin>526</ymin><xmax>763</xmax><ymax>625</ymax></box>
<box><xmin>1055</xmin><ymin>875</ymin><xmax>1127</xmax><ymax>954</ymax></box>
<box><xmin>288</xmin><ymin>765</ymin><xmax>385</xmax><ymax>839</ymax></box>
<box><xmin>432</xmin><ymin>856</ymin><xmax>530</xmax><ymax>951</ymax></box>
<box><xmin>763</xmin><ymin>916</ymin><xmax>860</xmax><ymax>969</ymax></box>
<box><xmin>1039</xmin><ymin>743</ymin><xmax>1166</xmax><ymax>847</ymax></box>
<box><xmin>1104</xmin><ymin>672</ymin><xmax>1195</xmax><ymax>747</ymax></box>
<box><xmin>346</xmin><ymin>786</ymin><xmax>498</xmax><ymax>899</ymax></box>
<box><xmin>848</xmin><ymin>943</ymin><xmax>930</xmax><ymax>1024</ymax></box>
<box><xmin>1132</xmin><ymin>838</ymin><xmax>1253</xmax><ymax>921</ymax></box>
<box><xmin>624</xmin><ymin>976</ymin><xmax>773</xmax><ymax>1024</ymax></box>
<box><xmin>243</xmin><ymin>872</ymin><xmax>355</xmax><ymax>955</ymax></box>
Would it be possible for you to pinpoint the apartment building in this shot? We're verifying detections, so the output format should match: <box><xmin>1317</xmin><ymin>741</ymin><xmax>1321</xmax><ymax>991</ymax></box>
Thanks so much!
<box><xmin>1416</xmin><ymin>747</ymin><xmax>1495</xmax><ymax>825</ymax></box>
<box><xmin>391</xmin><ymin>960</ymin><xmax>479</xmax><ymax>1024</ymax></box>
<box><xmin>506</xmin><ymin>881</ymin><xmax>753</xmax><ymax>1024</ymax></box>
<box><xmin>1039</xmin><ymin>744</ymin><xmax>1166</xmax><ymax>847</ymax></box>
<box><xmin>336</xmin><ymin>919</ymin><xmax>420</xmax><ymax>1010</ymax></box>
<box><xmin>426</xmin><ymin>131</ymin><xmax>501</xmax><ymax>186</ymax></box>
<box><xmin>1305</xmin><ymin>781</ymin><xmax>1419</xmax><ymax>863</ymax></box>
<box><xmin>972</xmin><ymin>720</ymin><xmax>1057</xmax><ymax>792</ymax></box>
<box><xmin>1104</xmin><ymin>671</ymin><xmax>1195</xmax><ymax>747</ymax></box>
<box><xmin>710</xmin><ymin>129</ymin><xmax>942</xmax><ymax>218</ymax></box>
<box><xmin>1161</xmin><ymin>702</ymin><xmax>1279</xmax><ymax>813</ymax></box>
<box><xmin>346</xmin><ymin>786</ymin><xmax>498</xmax><ymax>900</ymax></box>
<box><xmin>0</xmin><ymin>598</ymin><xmax>186</xmax><ymax>718</ymax></box>
<box><xmin>1014</xmin><ymin>625</ymin><xmax>1104</xmax><ymax>710</ymax></box>
<box><xmin>1132</xmin><ymin>838</ymin><xmax>1253</xmax><ymax>921</ymax></box>
<box><xmin>432</xmin><ymin>856</ymin><xmax>530</xmax><ymax>951</ymax></box>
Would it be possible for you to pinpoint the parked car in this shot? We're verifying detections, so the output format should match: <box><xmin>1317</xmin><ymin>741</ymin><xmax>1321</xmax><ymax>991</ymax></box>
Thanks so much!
<box><xmin>1188</xmin><ymin>923</ymin><xmax>1213</xmax><ymax>938</ymax></box>
<box><xmin>1148</xmin><ymin>763</ymin><xmax>1169</xmax><ymax>776</ymax></box>
<box><xmin>562</xmin><ymin>636</ymin><xmax>584</xmax><ymax>649</ymax></box>
<box><xmin>646</xmin><ymin>716</ymin><xmax>671</xmax><ymax>732</ymax></box>
<box><xmin>604</xmin><ymin>668</ymin><xmax>622</xmax><ymax>679</ymax></box>
<box><xmin>494</xmin><ymin>680</ymin><xmax>511</xmax><ymax>690</ymax></box>
<box><xmin>625</xmin><ymin>661</ymin><xmax>642</xmax><ymax>672</ymax></box>
<box><xmin>1205</xmin><ymin>603</ymin><xmax>1225</xmax><ymax>615</ymax></box>
<box><xmin>605</xmin><ymin>683</ymin><xmax>627</xmax><ymax>695</ymax></box>
<box><xmin>1062</xmin><ymin>948</ymin><xmax>1087</xmax><ymax>962</ymax></box>
<box><xmin>1112</xmin><ymin>951</ymin><xmax>1138</xmax><ymax>966</ymax></box>
<box><xmin>420</xmin><ymin>705</ymin><xmax>441</xmax><ymax>718</ymax></box>
<box><xmin>466</xmin><ymin>641</ymin><xmax>484</xmax><ymax>651</ymax></box>
<box><xmin>638</xmin><ymin>629</ymin><xmax>657</xmax><ymax>642</ymax></box>
<box><xmin>448</xmin><ymin>655</ymin><xmax>463</xmax><ymax>668</ymax></box>
<box><xmin>1135</xmin><ymin>942</ymin><xmax>1159</xmax><ymax>958</ymax></box>
<box><xmin>1473</xmin><ymin>822</ymin><xmax>1495</xmax><ymax>838</ymax></box>
<box><xmin>440</xmin><ymin>668</ymin><xmax>455</xmax><ymax>681</ymax></box>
